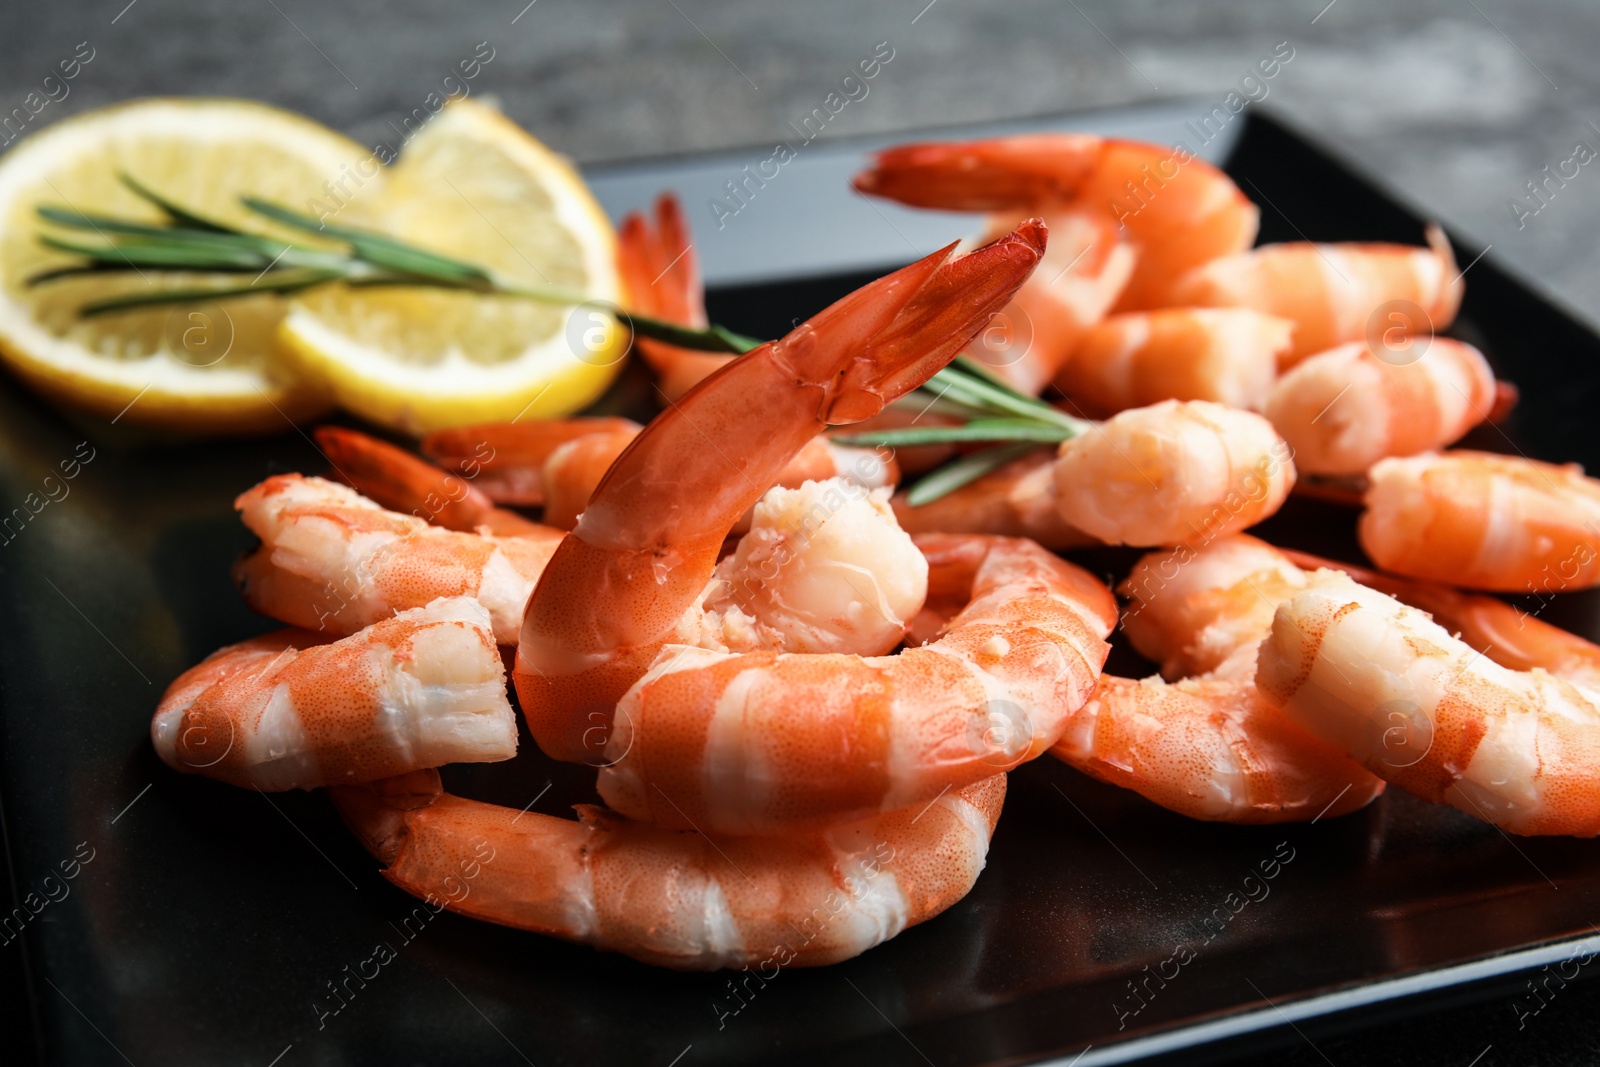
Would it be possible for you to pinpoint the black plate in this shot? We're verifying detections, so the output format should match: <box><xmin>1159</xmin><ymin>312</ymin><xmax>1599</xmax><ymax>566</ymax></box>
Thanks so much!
<box><xmin>3</xmin><ymin>106</ymin><xmax>1600</xmax><ymax>1067</ymax></box>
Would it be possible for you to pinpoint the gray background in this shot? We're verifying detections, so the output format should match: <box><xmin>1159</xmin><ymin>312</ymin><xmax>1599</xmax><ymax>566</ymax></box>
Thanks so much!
<box><xmin>3</xmin><ymin>4</ymin><xmax>1599</xmax><ymax>1067</ymax></box>
<box><xmin>2</xmin><ymin>0</ymin><xmax>1596</xmax><ymax>322</ymax></box>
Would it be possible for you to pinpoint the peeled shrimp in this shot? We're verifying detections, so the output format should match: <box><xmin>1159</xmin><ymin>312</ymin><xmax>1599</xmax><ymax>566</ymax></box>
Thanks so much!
<box><xmin>1258</xmin><ymin>570</ymin><xmax>1600</xmax><ymax>836</ymax></box>
<box><xmin>515</xmin><ymin>221</ymin><xmax>1051</xmax><ymax>762</ymax></box>
<box><xmin>1054</xmin><ymin>677</ymin><xmax>1382</xmax><ymax>823</ymax></box>
<box><xmin>331</xmin><ymin>767</ymin><xmax>1005</xmax><ymax>970</ymax></box>
<box><xmin>1265</xmin><ymin>338</ymin><xmax>1495</xmax><ymax>475</ymax></box>
<box><xmin>233</xmin><ymin>475</ymin><xmax>562</xmax><ymax>645</ymax></box>
<box><xmin>1360</xmin><ymin>450</ymin><xmax>1600</xmax><ymax>592</ymax></box>
<box><xmin>1054</xmin><ymin>400</ymin><xmax>1295</xmax><ymax>547</ymax></box>
<box><xmin>890</xmin><ymin>450</ymin><xmax>1095</xmax><ymax>552</ymax></box>
<box><xmin>1119</xmin><ymin>533</ymin><xmax>1307</xmax><ymax>680</ymax></box>
<box><xmin>1284</xmin><ymin>549</ymin><xmax>1600</xmax><ymax>693</ymax></box>
<box><xmin>957</xmin><ymin>206</ymin><xmax>1135</xmax><ymax>393</ymax></box>
<box><xmin>854</xmin><ymin>133</ymin><xmax>1259</xmax><ymax>313</ymax></box>
<box><xmin>1050</xmin><ymin>535</ymin><xmax>1384</xmax><ymax>823</ymax></box>
<box><xmin>1055</xmin><ymin>307</ymin><xmax>1292</xmax><ymax>415</ymax></box>
<box><xmin>323</xmin><ymin>222</ymin><xmax>1049</xmax><ymax>969</ymax></box>
<box><xmin>1168</xmin><ymin>225</ymin><xmax>1463</xmax><ymax>364</ymax></box>
<box><xmin>600</xmin><ymin>533</ymin><xmax>1115</xmax><ymax>834</ymax></box>
<box><xmin>689</xmin><ymin>480</ymin><xmax>930</xmax><ymax>659</ymax></box>
<box><xmin>152</xmin><ymin>598</ymin><xmax>515</xmax><ymax>791</ymax></box>
<box><xmin>891</xmin><ymin>399</ymin><xmax>1295</xmax><ymax>549</ymax></box>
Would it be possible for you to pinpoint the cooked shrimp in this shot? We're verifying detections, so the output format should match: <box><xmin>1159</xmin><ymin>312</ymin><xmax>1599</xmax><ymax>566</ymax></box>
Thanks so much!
<box><xmin>1258</xmin><ymin>570</ymin><xmax>1600</xmax><ymax>836</ymax></box>
<box><xmin>244</xmin><ymin>235</ymin><xmax>1062</xmax><ymax>963</ymax></box>
<box><xmin>330</xmin><ymin>767</ymin><xmax>1005</xmax><ymax>970</ymax></box>
<box><xmin>616</xmin><ymin>193</ymin><xmax>731</xmax><ymax>403</ymax></box>
<box><xmin>959</xmin><ymin>206</ymin><xmax>1135</xmax><ymax>393</ymax></box>
<box><xmin>515</xmin><ymin>220</ymin><xmax>1050</xmax><ymax>763</ymax></box>
<box><xmin>152</xmin><ymin>598</ymin><xmax>515</xmax><ymax>791</ymax></box>
<box><xmin>234</xmin><ymin>475</ymin><xmax>563</xmax><ymax>645</ymax></box>
<box><xmin>314</xmin><ymin>426</ymin><xmax>554</xmax><ymax>537</ymax></box>
<box><xmin>537</xmin><ymin>424</ymin><xmax>644</xmax><ymax>529</ymax></box>
<box><xmin>1082</xmin><ymin>139</ymin><xmax>1261</xmax><ymax>311</ymax></box>
<box><xmin>854</xmin><ymin>133</ymin><xmax>1258</xmax><ymax>312</ymax></box>
<box><xmin>690</xmin><ymin>480</ymin><xmax>929</xmax><ymax>658</ymax></box>
<box><xmin>422</xmin><ymin>417</ymin><xmax>642</xmax><ymax>507</ymax></box>
<box><xmin>1284</xmin><ymin>549</ymin><xmax>1600</xmax><ymax>692</ymax></box>
<box><xmin>1055</xmin><ymin>307</ymin><xmax>1293</xmax><ymax>414</ymax></box>
<box><xmin>890</xmin><ymin>400</ymin><xmax>1295</xmax><ymax>549</ymax></box>
<box><xmin>1168</xmin><ymin>225</ymin><xmax>1463</xmax><ymax>364</ymax></box>
<box><xmin>1048</xmin><ymin>535</ymin><xmax>1384</xmax><ymax>823</ymax></box>
<box><xmin>1053</xmin><ymin>400</ymin><xmax>1295</xmax><ymax>547</ymax></box>
<box><xmin>598</xmin><ymin>533</ymin><xmax>1115</xmax><ymax>834</ymax></box>
<box><xmin>891</xmin><ymin>450</ymin><xmax>1095</xmax><ymax>552</ymax></box>
<box><xmin>1265</xmin><ymin>338</ymin><xmax>1496</xmax><ymax>475</ymax></box>
<box><xmin>1359</xmin><ymin>450</ymin><xmax>1600</xmax><ymax>592</ymax></box>
<box><xmin>1053</xmin><ymin>676</ymin><xmax>1382</xmax><ymax>823</ymax></box>
<box><xmin>1119</xmin><ymin>533</ymin><xmax>1308</xmax><ymax>680</ymax></box>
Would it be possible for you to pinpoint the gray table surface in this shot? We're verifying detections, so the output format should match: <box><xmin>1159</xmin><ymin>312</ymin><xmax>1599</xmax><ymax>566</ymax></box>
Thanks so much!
<box><xmin>4</xmin><ymin>0</ymin><xmax>1597</xmax><ymax>323</ymax></box>
<box><xmin>3</xmin><ymin>2</ymin><xmax>1599</xmax><ymax>1066</ymax></box>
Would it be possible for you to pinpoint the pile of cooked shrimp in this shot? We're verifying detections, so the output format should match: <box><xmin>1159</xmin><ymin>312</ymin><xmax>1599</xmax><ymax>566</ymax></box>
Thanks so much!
<box><xmin>153</xmin><ymin>133</ymin><xmax>1600</xmax><ymax>971</ymax></box>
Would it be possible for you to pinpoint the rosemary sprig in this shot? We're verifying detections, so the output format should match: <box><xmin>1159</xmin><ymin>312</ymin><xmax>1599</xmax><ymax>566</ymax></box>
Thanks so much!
<box><xmin>31</xmin><ymin>179</ymin><xmax>1078</xmax><ymax>504</ymax></box>
<box><xmin>29</xmin><ymin>174</ymin><xmax>757</xmax><ymax>354</ymax></box>
<box><xmin>831</xmin><ymin>417</ymin><xmax>1072</xmax><ymax>448</ymax></box>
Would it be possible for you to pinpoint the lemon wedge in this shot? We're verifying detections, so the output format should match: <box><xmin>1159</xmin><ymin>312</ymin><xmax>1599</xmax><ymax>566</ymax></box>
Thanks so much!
<box><xmin>0</xmin><ymin>98</ymin><xmax>364</xmax><ymax>435</ymax></box>
<box><xmin>277</xmin><ymin>100</ymin><xmax>626</xmax><ymax>434</ymax></box>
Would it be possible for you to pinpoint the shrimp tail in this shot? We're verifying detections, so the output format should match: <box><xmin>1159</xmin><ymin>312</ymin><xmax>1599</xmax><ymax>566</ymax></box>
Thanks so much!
<box><xmin>853</xmin><ymin>134</ymin><xmax>1104</xmax><ymax>210</ymax></box>
<box><xmin>618</xmin><ymin>193</ymin><xmax>706</xmax><ymax>329</ymax></box>
<box><xmin>617</xmin><ymin>194</ymin><xmax>730</xmax><ymax>401</ymax></box>
<box><xmin>332</xmin><ymin>767</ymin><xmax>442</xmax><ymax>863</ymax></box>
<box><xmin>516</xmin><ymin>222</ymin><xmax>1047</xmax><ymax>763</ymax></box>
<box><xmin>842</xmin><ymin>218</ymin><xmax>1050</xmax><ymax>416</ymax></box>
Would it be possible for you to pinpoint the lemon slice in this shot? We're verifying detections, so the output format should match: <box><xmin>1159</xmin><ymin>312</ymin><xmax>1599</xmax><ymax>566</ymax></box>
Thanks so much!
<box><xmin>277</xmin><ymin>100</ymin><xmax>626</xmax><ymax>434</ymax></box>
<box><xmin>0</xmin><ymin>98</ymin><xmax>362</xmax><ymax>435</ymax></box>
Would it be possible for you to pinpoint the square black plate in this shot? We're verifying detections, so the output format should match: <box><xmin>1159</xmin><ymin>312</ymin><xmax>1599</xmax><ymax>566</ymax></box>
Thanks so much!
<box><xmin>4</xmin><ymin>104</ymin><xmax>1600</xmax><ymax>1067</ymax></box>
